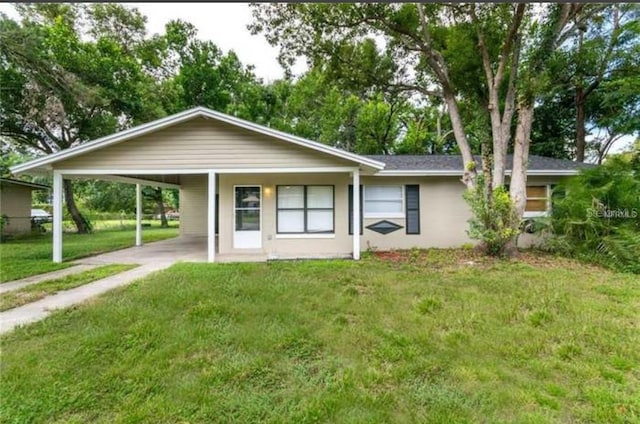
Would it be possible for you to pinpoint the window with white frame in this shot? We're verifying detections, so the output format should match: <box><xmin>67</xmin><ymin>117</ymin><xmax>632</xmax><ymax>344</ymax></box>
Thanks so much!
<box><xmin>364</xmin><ymin>185</ymin><xmax>404</xmax><ymax>218</ymax></box>
<box><xmin>524</xmin><ymin>185</ymin><xmax>550</xmax><ymax>217</ymax></box>
<box><xmin>277</xmin><ymin>185</ymin><xmax>334</xmax><ymax>233</ymax></box>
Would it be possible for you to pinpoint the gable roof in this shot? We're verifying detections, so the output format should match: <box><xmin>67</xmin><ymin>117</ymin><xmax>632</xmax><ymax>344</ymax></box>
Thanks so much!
<box><xmin>367</xmin><ymin>155</ymin><xmax>594</xmax><ymax>176</ymax></box>
<box><xmin>0</xmin><ymin>178</ymin><xmax>50</xmax><ymax>190</ymax></box>
<box><xmin>11</xmin><ymin>107</ymin><xmax>385</xmax><ymax>174</ymax></box>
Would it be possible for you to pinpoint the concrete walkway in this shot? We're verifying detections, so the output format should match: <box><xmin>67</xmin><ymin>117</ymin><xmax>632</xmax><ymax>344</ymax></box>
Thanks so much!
<box><xmin>0</xmin><ymin>264</ymin><xmax>100</xmax><ymax>294</ymax></box>
<box><xmin>0</xmin><ymin>262</ymin><xmax>172</xmax><ymax>334</ymax></box>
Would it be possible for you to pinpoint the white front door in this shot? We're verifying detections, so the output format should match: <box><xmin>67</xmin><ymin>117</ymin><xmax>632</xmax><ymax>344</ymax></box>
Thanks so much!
<box><xmin>233</xmin><ymin>185</ymin><xmax>262</xmax><ymax>249</ymax></box>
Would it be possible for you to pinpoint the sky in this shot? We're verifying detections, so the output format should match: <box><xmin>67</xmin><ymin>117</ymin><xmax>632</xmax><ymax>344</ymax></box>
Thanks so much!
<box><xmin>0</xmin><ymin>2</ymin><xmax>302</xmax><ymax>81</ymax></box>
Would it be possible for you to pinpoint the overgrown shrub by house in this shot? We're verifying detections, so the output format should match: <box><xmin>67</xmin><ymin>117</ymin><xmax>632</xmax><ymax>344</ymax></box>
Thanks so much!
<box><xmin>548</xmin><ymin>152</ymin><xmax>640</xmax><ymax>273</ymax></box>
<box><xmin>463</xmin><ymin>175</ymin><xmax>519</xmax><ymax>256</ymax></box>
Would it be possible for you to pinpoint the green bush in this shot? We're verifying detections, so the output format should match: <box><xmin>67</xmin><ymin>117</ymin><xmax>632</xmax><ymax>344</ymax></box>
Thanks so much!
<box><xmin>463</xmin><ymin>175</ymin><xmax>519</xmax><ymax>256</ymax></box>
<box><xmin>548</xmin><ymin>153</ymin><xmax>640</xmax><ymax>273</ymax></box>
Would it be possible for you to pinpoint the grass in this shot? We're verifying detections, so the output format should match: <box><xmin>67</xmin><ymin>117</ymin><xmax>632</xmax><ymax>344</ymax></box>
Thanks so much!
<box><xmin>0</xmin><ymin>223</ymin><xmax>178</xmax><ymax>283</ymax></box>
<box><xmin>1</xmin><ymin>250</ymin><xmax>638</xmax><ymax>423</ymax></box>
<box><xmin>0</xmin><ymin>264</ymin><xmax>137</xmax><ymax>311</ymax></box>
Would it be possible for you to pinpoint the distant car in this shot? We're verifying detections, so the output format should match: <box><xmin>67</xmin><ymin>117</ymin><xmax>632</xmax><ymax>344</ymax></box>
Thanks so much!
<box><xmin>155</xmin><ymin>211</ymin><xmax>180</xmax><ymax>221</ymax></box>
<box><xmin>31</xmin><ymin>208</ymin><xmax>52</xmax><ymax>224</ymax></box>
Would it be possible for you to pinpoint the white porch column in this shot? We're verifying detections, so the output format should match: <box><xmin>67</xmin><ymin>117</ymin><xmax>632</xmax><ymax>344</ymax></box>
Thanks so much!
<box><xmin>207</xmin><ymin>171</ymin><xmax>216</xmax><ymax>263</ymax></box>
<box><xmin>52</xmin><ymin>171</ymin><xmax>63</xmax><ymax>263</ymax></box>
<box><xmin>352</xmin><ymin>168</ymin><xmax>360</xmax><ymax>260</ymax></box>
<box><xmin>135</xmin><ymin>184</ymin><xmax>143</xmax><ymax>247</ymax></box>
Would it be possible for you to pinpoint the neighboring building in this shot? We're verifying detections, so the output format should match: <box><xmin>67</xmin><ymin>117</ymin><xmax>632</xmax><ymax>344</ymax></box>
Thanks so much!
<box><xmin>10</xmin><ymin>107</ymin><xmax>592</xmax><ymax>262</ymax></box>
<box><xmin>0</xmin><ymin>178</ymin><xmax>50</xmax><ymax>236</ymax></box>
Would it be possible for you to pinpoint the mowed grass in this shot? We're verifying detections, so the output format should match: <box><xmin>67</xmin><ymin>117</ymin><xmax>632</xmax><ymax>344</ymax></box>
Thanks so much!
<box><xmin>0</xmin><ymin>223</ymin><xmax>178</xmax><ymax>282</ymax></box>
<box><xmin>1</xmin><ymin>251</ymin><xmax>638</xmax><ymax>423</ymax></box>
<box><xmin>0</xmin><ymin>264</ymin><xmax>137</xmax><ymax>311</ymax></box>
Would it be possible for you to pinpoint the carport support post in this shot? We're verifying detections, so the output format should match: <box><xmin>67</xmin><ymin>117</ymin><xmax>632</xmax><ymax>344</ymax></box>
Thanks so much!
<box><xmin>135</xmin><ymin>184</ymin><xmax>143</xmax><ymax>247</ymax></box>
<box><xmin>352</xmin><ymin>168</ymin><xmax>360</xmax><ymax>260</ymax></box>
<box><xmin>52</xmin><ymin>171</ymin><xmax>63</xmax><ymax>263</ymax></box>
<box><xmin>207</xmin><ymin>171</ymin><xmax>216</xmax><ymax>262</ymax></box>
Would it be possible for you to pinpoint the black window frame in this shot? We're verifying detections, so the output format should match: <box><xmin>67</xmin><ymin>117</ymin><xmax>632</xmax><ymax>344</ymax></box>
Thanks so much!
<box><xmin>405</xmin><ymin>184</ymin><xmax>421</xmax><ymax>234</ymax></box>
<box><xmin>276</xmin><ymin>185</ymin><xmax>335</xmax><ymax>234</ymax></box>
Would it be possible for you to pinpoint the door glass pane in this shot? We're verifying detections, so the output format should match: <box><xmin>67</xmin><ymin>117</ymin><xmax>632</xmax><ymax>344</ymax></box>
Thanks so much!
<box><xmin>236</xmin><ymin>187</ymin><xmax>261</xmax><ymax>209</ymax></box>
<box><xmin>277</xmin><ymin>210</ymin><xmax>304</xmax><ymax>232</ymax></box>
<box><xmin>236</xmin><ymin>210</ymin><xmax>260</xmax><ymax>231</ymax></box>
<box><xmin>307</xmin><ymin>186</ymin><xmax>333</xmax><ymax>208</ymax></box>
<box><xmin>278</xmin><ymin>186</ymin><xmax>304</xmax><ymax>208</ymax></box>
<box><xmin>307</xmin><ymin>210</ymin><xmax>333</xmax><ymax>232</ymax></box>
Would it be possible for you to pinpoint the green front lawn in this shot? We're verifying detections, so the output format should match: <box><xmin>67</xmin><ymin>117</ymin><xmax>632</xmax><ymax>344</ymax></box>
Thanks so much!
<box><xmin>1</xmin><ymin>251</ymin><xmax>638</xmax><ymax>423</ymax></box>
<box><xmin>0</xmin><ymin>224</ymin><xmax>178</xmax><ymax>282</ymax></box>
<box><xmin>0</xmin><ymin>264</ymin><xmax>137</xmax><ymax>311</ymax></box>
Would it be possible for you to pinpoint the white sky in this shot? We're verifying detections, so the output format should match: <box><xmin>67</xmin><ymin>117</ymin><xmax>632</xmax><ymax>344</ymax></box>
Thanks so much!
<box><xmin>0</xmin><ymin>2</ymin><xmax>302</xmax><ymax>81</ymax></box>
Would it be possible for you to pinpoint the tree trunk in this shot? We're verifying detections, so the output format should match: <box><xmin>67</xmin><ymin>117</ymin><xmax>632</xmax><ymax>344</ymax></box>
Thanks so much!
<box><xmin>443</xmin><ymin>89</ymin><xmax>477</xmax><ymax>189</ymax></box>
<box><xmin>575</xmin><ymin>87</ymin><xmax>586</xmax><ymax>162</ymax></box>
<box><xmin>510</xmin><ymin>102</ymin><xmax>535</xmax><ymax>220</ymax></box>
<box><xmin>155</xmin><ymin>188</ymin><xmax>168</xmax><ymax>228</ymax></box>
<box><xmin>63</xmin><ymin>179</ymin><xmax>91</xmax><ymax>234</ymax></box>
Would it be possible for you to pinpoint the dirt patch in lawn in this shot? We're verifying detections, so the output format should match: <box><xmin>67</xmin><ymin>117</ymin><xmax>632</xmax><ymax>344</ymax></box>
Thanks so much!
<box><xmin>371</xmin><ymin>248</ymin><xmax>599</xmax><ymax>272</ymax></box>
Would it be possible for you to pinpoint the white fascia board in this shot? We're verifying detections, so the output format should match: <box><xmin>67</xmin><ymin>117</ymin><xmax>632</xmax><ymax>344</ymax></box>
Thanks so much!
<box><xmin>0</xmin><ymin>179</ymin><xmax>50</xmax><ymax>190</ymax></box>
<box><xmin>519</xmin><ymin>170</ymin><xmax>580</xmax><ymax>176</ymax></box>
<box><xmin>56</xmin><ymin>167</ymin><xmax>358</xmax><ymax>175</ymax></box>
<box><xmin>11</xmin><ymin>107</ymin><xmax>384</xmax><ymax>175</ymax></box>
<box><xmin>375</xmin><ymin>170</ymin><xmax>464</xmax><ymax>177</ymax></box>
<box><xmin>375</xmin><ymin>169</ymin><xmax>580</xmax><ymax>177</ymax></box>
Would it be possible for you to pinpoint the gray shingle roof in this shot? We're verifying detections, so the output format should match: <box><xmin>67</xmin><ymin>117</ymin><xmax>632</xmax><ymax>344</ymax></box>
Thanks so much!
<box><xmin>364</xmin><ymin>155</ymin><xmax>595</xmax><ymax>172</ymax></box>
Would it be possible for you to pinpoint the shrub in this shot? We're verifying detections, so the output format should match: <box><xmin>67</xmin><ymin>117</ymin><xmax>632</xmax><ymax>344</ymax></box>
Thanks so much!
<box><xmin>548</xmin><ymin>153</ymin><xmax>640</xmax><ymax>273</ymax></box>
<box><xmin>463</xmin><ymin>175</ymin><xmax>519</xmax><ymax>256</ymax></box>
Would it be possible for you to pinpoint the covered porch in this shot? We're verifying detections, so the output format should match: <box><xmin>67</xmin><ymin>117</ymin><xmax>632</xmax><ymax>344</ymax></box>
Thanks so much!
<box><xmin>49</xmin><ymin>167</ymin><xmax>364</xmax><ymax>264</ymax></box>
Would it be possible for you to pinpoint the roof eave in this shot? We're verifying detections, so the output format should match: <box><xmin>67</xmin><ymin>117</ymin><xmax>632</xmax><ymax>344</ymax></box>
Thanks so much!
<box><xmin>375</xmin><ymin>169</ymin><xmax>582</xmax><ymax>176</ymax></box>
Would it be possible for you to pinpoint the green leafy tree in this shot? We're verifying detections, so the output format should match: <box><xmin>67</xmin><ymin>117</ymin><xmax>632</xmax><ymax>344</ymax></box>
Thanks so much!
<box><xmin>564</xmin><ymin>4</ymin><xmax>639</xmax><ymax>162</ymax></box>
<box><xmin>160</xmin><ymin>19</ymin><xmax>264</xmax><ymax>118</ymax></box>
<box><xmin>549</xmin><ymin>148</ymin><xmax>640</xmax><ymax>273</ymax></box>
<box><xmin>1</xmin><ymin>4</ymin><xmax>164</xmax><ymax>232</ymax></box>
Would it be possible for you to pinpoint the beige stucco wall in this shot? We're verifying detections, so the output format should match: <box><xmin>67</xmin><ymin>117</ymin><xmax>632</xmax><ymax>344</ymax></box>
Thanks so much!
<box><xmin>360</xmin><ymin>176</ymin><xmax>472</xmax><ymax>250</ymax></box>
<box><xmin>177</xmin><ymin>172</ymin><xmax>571</xmax><ymax>256</ymax></box>
<box><xmin>179</xmin><ymin>174</ymin><xmax>209</xmax><ymax>237</ymax></box>
<box><xmin>179</xmin><ymin>173</ymin><xmax>477</xmax><ymax>256</ymax></box>
<box><xmin>0</xmin><ymin>184</ymin><xmax>32</xmax><ymax>234</ymax></box>
<box><xmin>218</xmin><ymin>173</ymin><xmax>353</xmax><ymax>256</ymax></box>
<box><xmin>54</xmin><ymin>118</ymin><xmax>352</xmax><ymax>171</ymax></box>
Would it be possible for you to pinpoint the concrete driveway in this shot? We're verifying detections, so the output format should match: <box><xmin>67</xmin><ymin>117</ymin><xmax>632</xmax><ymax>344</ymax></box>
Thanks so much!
<box><xmin>75</xmin><ymin>236</ymin><xmax>208</xmax><ymax>265</ymax></box>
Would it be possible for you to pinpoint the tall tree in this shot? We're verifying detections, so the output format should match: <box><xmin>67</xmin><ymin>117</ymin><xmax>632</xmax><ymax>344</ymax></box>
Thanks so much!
<box><xmin>565</xmin><ymin>4</ymin><xmax>639</xmax><ymax>162</ymax></box>
<box><xmin>0</xmin><ymin>4</ymin><xmax>164</xmax><ymax>232</ymax></box>
<box><xmin>250</xmin><ymin>3</ymin><xmax>587</xmax><ymax>219</ymax></box>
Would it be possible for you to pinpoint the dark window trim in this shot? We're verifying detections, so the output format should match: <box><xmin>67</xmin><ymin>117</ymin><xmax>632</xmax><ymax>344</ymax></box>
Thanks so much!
<box><xmin>276</xmin><ymin>185</ymin><xmax>335</xmax><ymax>234</ymax></box>
<box><xmin>405</xmin><ymin>184</ymin><xmax>420</xmax><ymax>235</ymax></box>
